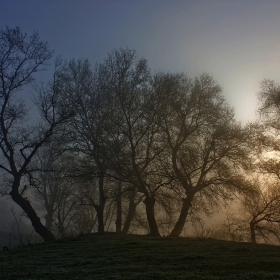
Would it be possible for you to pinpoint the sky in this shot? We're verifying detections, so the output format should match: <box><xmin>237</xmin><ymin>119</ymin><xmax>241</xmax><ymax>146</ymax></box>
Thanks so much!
<box><xmin>1</xmin><ymin>0</ymin><xmax>280</xmax><ymax>124</ymax></box>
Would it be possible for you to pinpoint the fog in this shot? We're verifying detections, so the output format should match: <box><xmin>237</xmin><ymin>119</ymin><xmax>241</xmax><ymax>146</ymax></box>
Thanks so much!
<box><xmin>0</xmin><ymin>198</ymin><xmax>38</xmax><ymax>247</ymax></box>
<box><xmin>1</xmin><ymin>1</ymin><xmax>280</xmax><ymax>245</ymax></box>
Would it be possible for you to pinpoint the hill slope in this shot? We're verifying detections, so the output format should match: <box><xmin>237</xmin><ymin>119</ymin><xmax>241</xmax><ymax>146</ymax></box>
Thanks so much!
<box><xmin>1</xmin><ymin>234</ymin><xmax>280</xmax><ymax>279</ymax></box>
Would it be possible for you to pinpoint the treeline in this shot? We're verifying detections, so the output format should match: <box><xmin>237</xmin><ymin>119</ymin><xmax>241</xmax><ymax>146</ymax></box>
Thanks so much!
<box><xmin>1</xmin><ymin>27</ymin><xmax>280</xmax><ymax>244</ymax></box>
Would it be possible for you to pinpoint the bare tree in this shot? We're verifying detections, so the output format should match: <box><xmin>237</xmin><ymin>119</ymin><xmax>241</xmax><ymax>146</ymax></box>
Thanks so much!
<box><xmin>215</xmin><ymin>79</ymin><xmax>280</xmax><ymax>244</ymax></box>
<box><xmin>0</xmin><ymin>27</ymin><xmax>75</xmax><ymax>241</ymax></box>
<box><xmin>31</xmin><ymin>145</ymin><xmax>80</xmax><ymax>237</ymax></box>
<box><xmin>154</xmin><ymin>73</ymin><xmax>252</xmax><ymax>237</ymax></box>
<box><xmin>247</xmin><ymin>176</ymin><xmax>280</xmax><ymax>244</ymax></box>
<box><xmin>73</xmin><ymin>203</ymin><xmax>98</xmax><ymax>234</ymax></box>
<box><xmin>57</xmin><ymin>58</ymin><xmax>118</xmax><ymax>233</ymax></box>
<box><xmin>212</xmin><ymin>212</ymin><xmax>247</xmax><ymax>242</ymax></box>
<box><xmin>121</xmin><ymin>187</ymin><xmax>144</xmax><ymax>234</ymax></box>
<box><xmin>101</xmin><ymin>49</ymin><xmax>168</xmax><ymax>236</ymax></box>
<box><xmin>223</xmin><ymin>176</ymin><xmax>280</xmax><ymax>244</ymax></box>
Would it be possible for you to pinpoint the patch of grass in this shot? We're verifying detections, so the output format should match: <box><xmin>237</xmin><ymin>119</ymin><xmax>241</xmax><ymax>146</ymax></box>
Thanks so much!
<box><xmin>1</xmin><ymin>234</ymin><xmax>280</xmax><ymax>279</ymax></box>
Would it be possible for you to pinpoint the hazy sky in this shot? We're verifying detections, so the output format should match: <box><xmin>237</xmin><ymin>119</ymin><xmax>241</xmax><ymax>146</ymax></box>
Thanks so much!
<box><xmin>1</xmin><ymin>0</ymin><xmax>280</xmax><ymax>123</ymax></box>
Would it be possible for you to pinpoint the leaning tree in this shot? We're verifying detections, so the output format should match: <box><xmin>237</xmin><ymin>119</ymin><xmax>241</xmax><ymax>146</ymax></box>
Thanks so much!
<box><xmin>0</xmin><ymin>27</ymin><xmax>75</xmax><ymax>241</ymax></box>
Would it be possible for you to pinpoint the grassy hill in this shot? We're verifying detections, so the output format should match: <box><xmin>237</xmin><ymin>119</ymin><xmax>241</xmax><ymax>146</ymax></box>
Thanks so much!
<box><xmin>1</xmin><ymin>233</ymin><xmax>280</xmax><ymax>279</ymax></box>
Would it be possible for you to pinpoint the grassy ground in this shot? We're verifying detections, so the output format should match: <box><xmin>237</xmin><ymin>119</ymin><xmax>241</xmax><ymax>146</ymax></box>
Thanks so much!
<box><xmin>1</xmin><ymin>233</ymin><xmax>280</xmax><ymax>279</ymax></box>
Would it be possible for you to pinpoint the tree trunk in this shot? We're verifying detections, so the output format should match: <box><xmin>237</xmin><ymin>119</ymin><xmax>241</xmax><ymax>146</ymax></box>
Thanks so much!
<box><xmin>122</xmin><ymin>190</ymin><xmax>138</xmax><ymax>234</ymax></box>
<box><xmin>97</xmin><ymin>176</ymin><xmax>106</xmax><ymax>233</ymax></box>
<box><xmin>45</xmin><ymin>210</ymin><xmax>54</xmax><ymax>230</ymax></box>
<box><xmin>115</xmin><ymin>181</ymin><xmax>122</xmax><ymax>233</ymax></box>
<box><xmin>95</xmin><ymin>207</ymin><xmax>104</xmax><ymax>234</ymax></box>
<box><xmin>169</xmin><ymin>195</ymin><xmax>193</xmax><ymax>237</ymax></box>
<box><xmin>250</xmin><ymin>221</ymin><xmax>256</xmax><ymax>243</ymax></box>
<box><xmin>10</xmin><ymin>187</ymin><xmax>55</xmax><ymax>241</ymax></box>
<box><xmin>144</xmin><ymin>195</ymin><xmax>161</xmax><ymax>237</ymax></box>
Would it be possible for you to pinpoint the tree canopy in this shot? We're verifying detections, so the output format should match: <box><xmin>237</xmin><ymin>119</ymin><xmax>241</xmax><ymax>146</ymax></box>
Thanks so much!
<box><xmin>2</xmin><ymin>27</ymin><xmax>280</xmax><ymax>244</ymax></box>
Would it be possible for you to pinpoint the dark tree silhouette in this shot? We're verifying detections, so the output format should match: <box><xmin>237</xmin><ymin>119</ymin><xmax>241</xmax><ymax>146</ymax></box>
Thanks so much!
<box><xmin>58</xmin><ymin>58</ymin><xmax>116</xmax><ymax>233</ymax></box>
<box><xmin>101</xmin><ymin>49</ymin><xmax>166</xmax><ymax>236</ymax></box>
<box><xmin>0</xmin><ymin>27</ymin><xmax>74</xmax><ymax>241</ymax></box>
<box><xmin>154</xmin><ymin>73</ymin><xmax>252</xmax><ymax>237</ymax></box>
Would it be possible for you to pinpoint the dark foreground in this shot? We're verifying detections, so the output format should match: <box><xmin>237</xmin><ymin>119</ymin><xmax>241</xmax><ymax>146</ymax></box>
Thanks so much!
<box><xmin>1</xmin><ymin>233</ymin><xmax>280</xmax><ymax>279</ymax></box>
